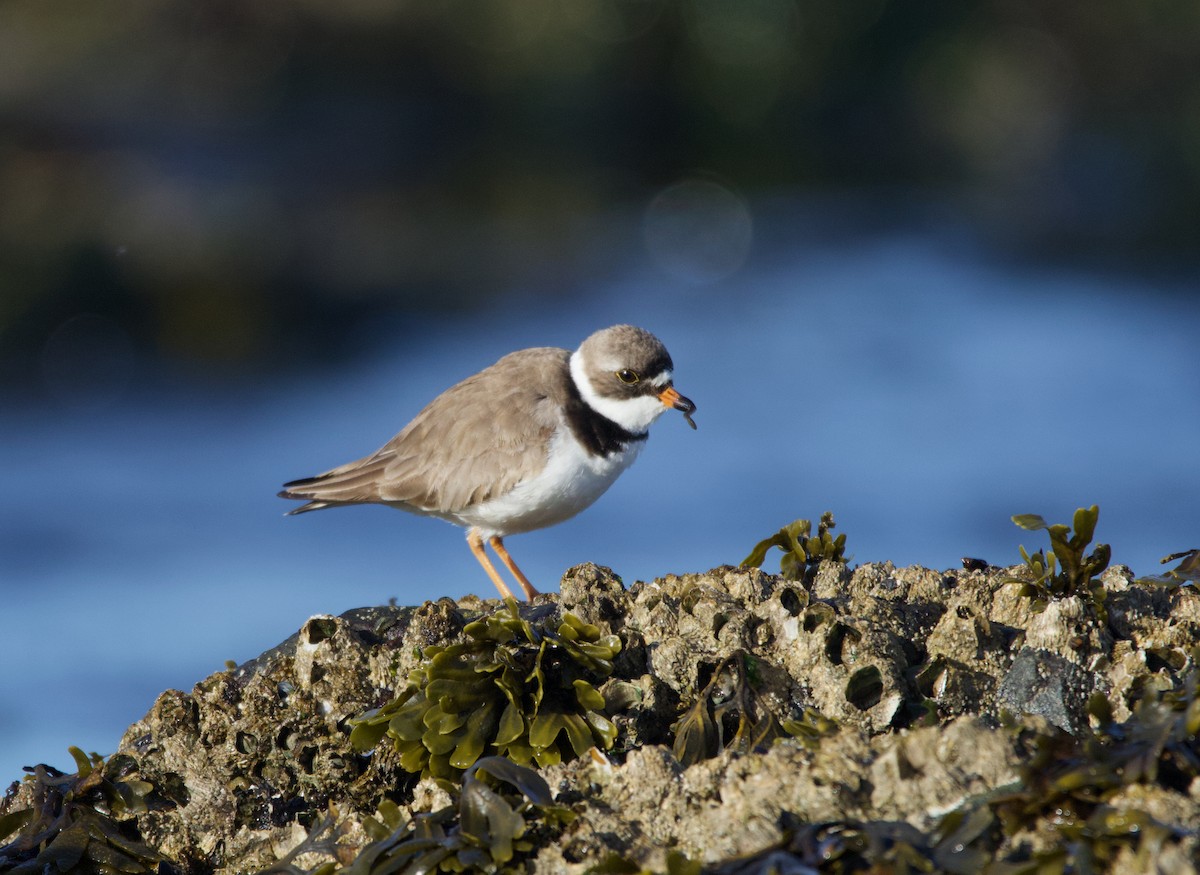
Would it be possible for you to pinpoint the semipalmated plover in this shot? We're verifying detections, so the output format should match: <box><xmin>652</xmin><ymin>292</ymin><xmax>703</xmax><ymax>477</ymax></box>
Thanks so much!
<box><xmin>279</xmin><ymin>325</ymin><xmax>696</xmax><ymax>600</ymax></box>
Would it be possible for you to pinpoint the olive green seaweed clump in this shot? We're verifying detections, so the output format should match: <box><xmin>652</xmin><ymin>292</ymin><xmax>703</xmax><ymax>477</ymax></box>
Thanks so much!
<box><xmin>740</xmin><ymin>511</ymin><xmax>847</xmax><ymax>582</ymax></box>
<box><xmin>350</xmin><ymin>600</ymin><xmax>620</xmax><ymax>781</ymax></box>
<box><xmin>263</xmin><ymin>757</ymin><xmax>572</xmax><ymax>875</ymax></box>
<box><xmin>671</xmin><ymin>650</ymin><xmax>836</xmax><ymax>767</ymax></box>
<box><xmin>0</xmin><ymin>747</ymin><xmax>159</xmax><ymax>873</ymax></box>
<box><xmin>1010</xmin><ymin>504</ymin><xmax>1111</xmax><ymax>618</ymax></box>
<box><xmin>1137</xmin><ymin>548</ymin><xmax>1200</xmax><ymax>589</ymax></box>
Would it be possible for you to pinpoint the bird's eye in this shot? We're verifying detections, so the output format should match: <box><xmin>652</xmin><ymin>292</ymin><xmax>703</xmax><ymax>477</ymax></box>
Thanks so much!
<box><xmin>616</xmin><ymin>369</ymin><xmax>640</xmax><ymax>384</ymax></box>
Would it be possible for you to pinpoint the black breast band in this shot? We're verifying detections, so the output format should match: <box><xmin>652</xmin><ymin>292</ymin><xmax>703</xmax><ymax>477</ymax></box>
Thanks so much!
<box><xmin>562</xmin><ymin>379</ymin><xmax>648</xmax><ymax>458</ymax></box>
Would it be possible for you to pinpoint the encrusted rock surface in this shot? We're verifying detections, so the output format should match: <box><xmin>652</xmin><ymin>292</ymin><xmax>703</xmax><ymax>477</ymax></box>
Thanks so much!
<box><xmin>4</xmin><ymin>561</ymin><xmax>1200</xmax><ymax>873</ymax></box>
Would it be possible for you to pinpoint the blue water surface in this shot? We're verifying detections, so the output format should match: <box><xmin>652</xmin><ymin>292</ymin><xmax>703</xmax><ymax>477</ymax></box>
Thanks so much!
<box><xmin>2</xmin><ymin>219</ymin><xmax>1198</xmax><ymax>782</ymax></box>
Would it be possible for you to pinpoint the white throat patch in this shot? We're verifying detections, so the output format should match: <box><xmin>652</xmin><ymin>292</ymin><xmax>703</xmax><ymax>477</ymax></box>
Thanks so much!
<box><xmin>569</xmin><ymin>350</ymin><xmax>670</xmax><ymax>435</ymax></box>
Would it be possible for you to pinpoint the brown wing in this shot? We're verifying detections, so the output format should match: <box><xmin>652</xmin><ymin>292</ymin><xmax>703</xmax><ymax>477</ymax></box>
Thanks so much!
<box><xmin>279</xmin><ymin>347</ymin><xmax>570</xmax><ymax>514</ymax></box>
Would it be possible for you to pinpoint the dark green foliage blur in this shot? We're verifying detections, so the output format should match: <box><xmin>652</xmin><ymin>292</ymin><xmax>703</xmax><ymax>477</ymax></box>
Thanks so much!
<box><xmin>3</xmin><ymin>0</ymin><xmax>1199</xmax><ymax>388</ymax></box>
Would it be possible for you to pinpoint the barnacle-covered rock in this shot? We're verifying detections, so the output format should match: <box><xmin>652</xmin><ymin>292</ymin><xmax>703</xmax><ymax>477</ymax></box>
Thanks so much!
<box><xmin>5</xmin><ymin>548</ymin><xmax>1200</xmax><ymax>874</ymax></box>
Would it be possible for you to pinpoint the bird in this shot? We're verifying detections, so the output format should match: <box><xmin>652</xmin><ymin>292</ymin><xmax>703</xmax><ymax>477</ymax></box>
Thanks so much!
<box><xmin>278</xmin><ymin>324</ymin><xmax>696</xmax><ymax>601</ymax></box>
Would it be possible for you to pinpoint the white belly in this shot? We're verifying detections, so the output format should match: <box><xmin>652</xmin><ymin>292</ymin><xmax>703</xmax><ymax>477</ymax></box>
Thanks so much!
<box><xmin>452</xmin><ymin>427</ymin><xmax>643</xmax><ymax>538</ymax></box>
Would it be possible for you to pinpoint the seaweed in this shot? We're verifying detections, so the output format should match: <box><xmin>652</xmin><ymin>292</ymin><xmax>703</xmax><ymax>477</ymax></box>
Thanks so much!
<box><xmin>935</xmin><ymin>658</ymin><xmax>1200</xmax><ymax>872</ymax></box>
<box><xmin>656</xmin><ymin>659</ymin><xmax>1200</xmax><ymax>872</ymax></box>
<box><xmin>779</xmin><ymin>706</ymin><xmax>839</xmax><ymax>751</ymax></box>
<box><xmin>349</xmin><ymin>600</ymin><xmax>621</xmax><ymax>782</ymax></box>
<box><xmin>1021</xmin><ymin>660</ymin><xmax>1200</xmax><ymax>804</ymax></box>
<box><xmin>1009</xmin><ymin>505</ymin><xmax>1111</xmax><ymax>618</ymax></box>
<box><xmin>596</xmin><ymin>814</ymin><xmax>969</xmax><ymax>875</ymax></box>
<box><xmin>0</xmin><ymin>747</ymin><xmax>160</xmax><ymax>873</ymax></box>
<box><xmin>1136</xmin><ymin>548</ymin><xmax>1200</xmax><ymax>589</ymax></box>
<box><xmin>740</xmin><ymin>512</ymin><xmax>847</xmax><ymax>582</ymax></box>
<box><xmin>586</xmin><ymin>850</ymin><xmax>701</xmax><ymax>874</ymax></box>
<box><xmin>666</xmin><ymin>652</ymin><xmax>1200</xmax><ymax>871</ymax></box>
<box><xmin>261</xmin><ymin>757</ymin><xmax>573</xmax><ymax>874</ymax></box>
<box><xmin>717</xmin><ymin>815</ymin><xmax>970</xmax><ymax>875</ymax></box>
<box><xmin>671</xmin><ymin>651</ymin><xmax>834</xmax><ymax>767</ymax></box>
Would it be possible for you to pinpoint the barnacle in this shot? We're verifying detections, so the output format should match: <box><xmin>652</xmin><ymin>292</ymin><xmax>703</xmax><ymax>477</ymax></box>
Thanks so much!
<box><xmin>740</xmin><ymin>512</ymin><xmax>847</xmax><ymax>582</ymax></box>
<box><xmin>0</xmin><ymin>747</ymin><xmax>159</xmax><ymax>873</ymax></box>
<box><xmin>350</xmin><ymin>600</ymin><xmax>621</xmax><ymax>781</ymax></box>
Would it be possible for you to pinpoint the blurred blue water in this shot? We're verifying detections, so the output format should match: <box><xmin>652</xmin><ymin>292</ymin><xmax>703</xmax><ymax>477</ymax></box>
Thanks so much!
<box><xmin>3</xmin><ymin>219</ymin><xmax>1198</xmax><ymax>782</ymax></box>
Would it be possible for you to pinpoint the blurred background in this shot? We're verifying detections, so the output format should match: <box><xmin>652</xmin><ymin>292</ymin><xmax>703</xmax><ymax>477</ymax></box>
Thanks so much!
<box><xmin>2</xmin><ymin>0</ymin><xmax>1198</xmax><ymax>781</ymax></box>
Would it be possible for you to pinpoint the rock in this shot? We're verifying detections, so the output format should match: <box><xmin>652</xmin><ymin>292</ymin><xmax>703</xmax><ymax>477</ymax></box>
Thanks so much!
<box><xmin>3</xmin><ymin>562</ymin><xmax>1199</xmax><ymax>873</ymax></box>
<box><xmin>558</xmin><ymin>562</ymin><xmax>629</xmax><ymax>632</ymax></box>
<box><xmin>996</xmin><ymin>648</ymin><xmax>1094</xmax><ymax>734</ymax></box>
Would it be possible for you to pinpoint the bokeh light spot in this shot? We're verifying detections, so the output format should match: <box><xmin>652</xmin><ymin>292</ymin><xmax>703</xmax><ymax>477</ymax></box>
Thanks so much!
<box><xmin>642</xmin><ymin>179</ymin><xmax>753</xmax><ymax>284</ymax></box>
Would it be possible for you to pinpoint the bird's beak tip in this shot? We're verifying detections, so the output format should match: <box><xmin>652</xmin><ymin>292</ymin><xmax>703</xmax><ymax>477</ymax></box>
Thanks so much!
<box><xmin>658</xmin><ymin>386</ymin><xmax>697</xmax><ymax>429</ymax></box>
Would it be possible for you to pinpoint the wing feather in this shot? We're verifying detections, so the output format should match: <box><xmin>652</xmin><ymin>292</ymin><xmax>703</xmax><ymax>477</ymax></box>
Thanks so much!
<box><xmin>279</xmin><ymin>347</ymin><xmax>570</xmax><ymax>516</ymax></box>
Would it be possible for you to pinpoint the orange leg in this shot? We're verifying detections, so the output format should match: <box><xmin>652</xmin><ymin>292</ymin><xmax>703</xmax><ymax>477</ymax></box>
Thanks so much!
<box><xmin>489</xmin><ymin>535</ymin><xmax>540</xmax><ymax>601</ymax></box>
<box><xmin>467</xmin><ymin>528</ymin><xmax>517</xmax><ymax>600</ymax></box>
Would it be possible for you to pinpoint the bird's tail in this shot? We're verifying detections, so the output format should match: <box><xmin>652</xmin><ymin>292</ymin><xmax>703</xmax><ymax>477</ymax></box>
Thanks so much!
<box><xmin>278</xmin><ymin>475</ymin><xmax>339</xmax><ymax>515</ymax></box>
<box><xmin>279</xmin><ymin>499</ymin><xmax>332</xmax><ymax>515</ymax></box>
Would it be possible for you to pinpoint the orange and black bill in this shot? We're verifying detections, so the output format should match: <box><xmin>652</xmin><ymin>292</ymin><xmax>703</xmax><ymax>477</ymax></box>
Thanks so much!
<box><xmin>658</xmin><ymin>386</ymin><xmax>697</xmax><ymax>429</ymax></box>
